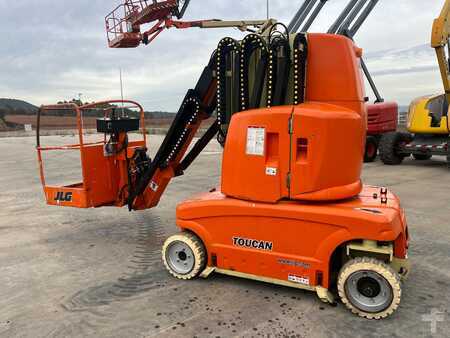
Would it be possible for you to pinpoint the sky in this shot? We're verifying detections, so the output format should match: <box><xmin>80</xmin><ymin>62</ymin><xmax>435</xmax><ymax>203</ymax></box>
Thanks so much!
<box><xmin>0</xmin><ymin>0</ymin><xmax>446</xmax><ymax>111</ymax></box>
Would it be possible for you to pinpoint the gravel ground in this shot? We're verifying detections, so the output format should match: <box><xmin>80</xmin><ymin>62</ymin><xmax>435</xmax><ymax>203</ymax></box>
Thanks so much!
<box><xmin>0</xmin><ymin>134</ymin><xmax>449</xmax><ymax>338</ymax></box>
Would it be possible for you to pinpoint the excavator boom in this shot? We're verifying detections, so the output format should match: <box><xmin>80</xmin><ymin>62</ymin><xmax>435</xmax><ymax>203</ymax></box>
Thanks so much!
<box><xmin>432</xmin><ymin>0</ymin><xmax>450</xmax><ymax>104</ymax></box>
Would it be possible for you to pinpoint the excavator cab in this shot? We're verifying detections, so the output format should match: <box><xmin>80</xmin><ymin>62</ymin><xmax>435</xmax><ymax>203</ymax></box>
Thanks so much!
<box><xmin>379</xmin><ymin>0</ymin><xmax>450</xmax><ymax>167</ymax></box>
<box><xmin>407</xmin><ymin>0</ymin><xmax>450</xmax><ymax>135</ymax></box>
<box><xmin>408</xmin><ymin>12</ymin><xmax>450</xmax><ymax>136</ymax></box>
<box><xmin>36</xmin><ymin>101</ymin><xmax>148</xmax><ymax>208</ymax></box>
<box><xmin>426</xmin><ymin>94</ymin><xmax>448</xmax><ymax>128</ymax></box>
<box><xmin>408</xmin><ymin>94</ymin><xmax>449</xmax><ymax>134</ymax></box>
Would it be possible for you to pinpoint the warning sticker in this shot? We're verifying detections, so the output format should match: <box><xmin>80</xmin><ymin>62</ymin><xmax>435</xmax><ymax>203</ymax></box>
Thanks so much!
<box><xmin>288</xmin><ymin>274</ymin><xmax>310</xmax><ymax>286</ymax></box>
<box><xmin>246</xmin><ymin>127</ymin><xmax>265</xmax><ymax>156</ymax></box>
<box><xmin>265</xmin><ymin>167</ymin><xmax>277</xmax><ymax>176</ymax></box>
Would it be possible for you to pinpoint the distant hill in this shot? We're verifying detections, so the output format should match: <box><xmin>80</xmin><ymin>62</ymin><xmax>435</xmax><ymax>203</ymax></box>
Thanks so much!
<box><xmin>0</xmin><ymin>114</ymin><xmax>7</xmax><ymax>130</ymax></box>
<box><xmin>0</xmin><ymin>98</ymin><xmax>176</xmax><ymax>119</ymax></box>
<box><xmin>145</xmin><ymin>111</ymin><xmax>175</xmax><ymax>119</ymax></box>
<box><xmin>0</xmin><ymin>100</ymin><xmax>31</xmax><ymax>130</ymax></box>
<box><xmin>0</xmin><ymin>98</ymin><xmax>38</xmax><ymax>115</ymax></box>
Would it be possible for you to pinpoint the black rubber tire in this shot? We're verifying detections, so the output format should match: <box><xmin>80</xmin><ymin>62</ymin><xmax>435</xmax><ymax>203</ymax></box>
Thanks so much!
<box><xmin>379</xmin><ymin>132</ymin><xmax>412</xmax><ymax>165</ymax></box>
<box><xmin>338</xmin><ymin>257</ymin><xmax>402</xmax><ymax>319</ymax></box>
<box><xmin>412</xmin><ymin>153</ymin><xmax>432</xmax><ymax>161</ymax></box>
<box><xmin>364</xmin><ymin>136</ymin><xmax>378</xmax><ymax>163</ymax></box>
<box><xmin>447</xmin><ymin>139</ymin><xmax>450</xmax><ymax>169</ymax></box>
<box><xmin>162</xmin><ymin>232</ymin><xmax>206</xmax><ymax>280</ymax></box>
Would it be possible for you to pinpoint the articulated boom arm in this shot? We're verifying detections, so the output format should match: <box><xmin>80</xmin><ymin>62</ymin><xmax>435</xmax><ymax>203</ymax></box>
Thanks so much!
<box><xmin>142</xmin><ymin>18</ymin><xmax>276</xmax><ymax>45</ymax></box>
<box><xmin>432</xmin><ymin>0</ymin><xmax>450</xmax><ymax>104</ymax></box>
<box><xmin>117</xmin><ymin>0</ymin><xmax>385</xmax><ymax>211</ymax></box>
<box><xmin>44</xmin><ymin>0</ymin><xmax>387</xmax><ymax>212</ymax></box>
<box><xmin>130</xmin><ymin>58</ymin><xmax>218</xmax><ymax>210</ymax></box>
<box><xmin>36</xmin><ymin>1</ymin><xmax>395</xmax><ymax>212</ymax></box>
<box><xmin>106</xmin><ymin>0</ymin><xmax>275</xmax><ymax>48</ymax></box>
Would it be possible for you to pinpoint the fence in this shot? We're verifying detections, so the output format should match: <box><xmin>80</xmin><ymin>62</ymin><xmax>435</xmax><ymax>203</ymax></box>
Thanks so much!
<box><xmin>398</xmin><ymin>111</ymin><xmax>408</xmax><ymax>127</ymax></box>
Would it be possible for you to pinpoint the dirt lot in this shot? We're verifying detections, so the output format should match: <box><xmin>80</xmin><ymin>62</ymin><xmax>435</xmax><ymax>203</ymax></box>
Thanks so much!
<box><xmin>1</xmin><ymin>135</ymin><xmax>450</xmax><ymax>338</ymax></box>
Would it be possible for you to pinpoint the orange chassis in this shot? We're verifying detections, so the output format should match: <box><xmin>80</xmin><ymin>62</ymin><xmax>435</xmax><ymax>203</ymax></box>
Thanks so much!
<box><xmin>177</xmin><ymin>185</ymin><xmax>409</xmax><ymax>302</ymax></box>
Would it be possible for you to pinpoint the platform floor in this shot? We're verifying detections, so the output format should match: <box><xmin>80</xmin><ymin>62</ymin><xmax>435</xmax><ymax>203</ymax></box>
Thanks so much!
<box><xmin>1</xmin><ymin>135</ymin><xmax>450</xmax><ymax>338</ymax></box>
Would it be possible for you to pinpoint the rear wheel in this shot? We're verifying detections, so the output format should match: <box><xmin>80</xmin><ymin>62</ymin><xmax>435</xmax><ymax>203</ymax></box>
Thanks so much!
<box><xmin>338</xmin><ymin>257</ymin><xmax>401</xmax><ymax>319</ymax></box>
<box><xmin>379</xmin><ymin>132</ymin><xmax>412</xmax><ymax>165</ymax></box>
<box><xmin>364</xmin><ymin>136</ymin><xmax>378</xmax><ymax>163</ymax></box>
<box><xmin>413</xmin><ymin>153</ymin><xmax>432</xmax><ymax>161</ymax></box>
<box><xmin>162</xmin><ymin>232</ymin><xmax>206</xmax><ymax>280</ymax></box>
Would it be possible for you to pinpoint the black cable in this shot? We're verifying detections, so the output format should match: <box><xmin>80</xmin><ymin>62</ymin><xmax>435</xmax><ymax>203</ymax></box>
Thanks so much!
<box><xmin>269</xmin><ymin>22</ymin><xmax>289</xmax><ymax>44</ymax></box>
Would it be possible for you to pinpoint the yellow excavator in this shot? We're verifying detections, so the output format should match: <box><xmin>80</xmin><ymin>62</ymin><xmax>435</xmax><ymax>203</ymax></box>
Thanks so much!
<box><xmin>380</xmin><ymin>1</ymin><xmax>450</xmax><ymax>167</ymax></box>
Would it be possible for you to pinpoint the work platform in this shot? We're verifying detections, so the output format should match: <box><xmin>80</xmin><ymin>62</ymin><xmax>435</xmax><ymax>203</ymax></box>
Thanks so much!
<box><xmin>106</xmin><ymin>0</ymin><xmax>189</xmax><ymax>48</ymax></box>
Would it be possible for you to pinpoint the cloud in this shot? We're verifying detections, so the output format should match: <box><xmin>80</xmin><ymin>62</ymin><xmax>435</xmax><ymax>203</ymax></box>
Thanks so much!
<box><xmin>362</xmin><ymin>42</ymin><xmax>443</xmax><ymax>103</ymax></box>
<box><xmin>0</xmin><ymin>0</ymin><xmax>446</xmax><ymax>109</ymax></box>
<box><xmin>370</xmin><ymin>66</ymin><xmax>437</xmax><ymax>77</ymax></box>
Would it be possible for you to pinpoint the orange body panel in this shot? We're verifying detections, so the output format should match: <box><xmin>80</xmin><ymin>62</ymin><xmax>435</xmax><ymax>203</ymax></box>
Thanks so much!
<box><xmin>221</xmin><ymin>103</ymin><xmax>365</xmax><ymax>203</ymax></box>
<box><xmin>221</xmin><ymin>33</ymin><xmax>366</xmax><ymax>204</ymax></box>
<box><xmin>221</xmin><ymin>107</ymin><xmax>291</xmax><ymax>203</ymax></box>
<box><xmin>305</xmin><ymin>34</ymin><xmax>366</xmax><ymax>114</ymax></box>
<box><xmin>44</xmin><ymin>184</ymin><xmax>89</xmax><ymax>208</ymax></box>
<box><xmin>177</xmin><ymin>185</ymin><xmax>408</xmax><ymax>289</ymax></box>
<box><xmin>290</xmin><ymin>103</ymin><xmax>364</xmax><ymax>200</ymax></box>
<box><xmin>43</xmin><ymin>141</ymin><xmax>146</xmax><ymax>208</ymax></box>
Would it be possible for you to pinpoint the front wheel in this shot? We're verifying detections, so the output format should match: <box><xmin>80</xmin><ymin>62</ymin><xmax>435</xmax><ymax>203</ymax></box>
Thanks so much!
<box><xmin>338</xmin><ymin>257</ymin><xmax>401</xmax><ymax>319</ymax></box>
<box><xmin>162</xmin><ymin>232</ymin><xmax>206</xmax><ymax>280</ymax></box>
<box><xmin>379</xmin><ymin>132</ymin><xmax>412</xmax><ymax>165</ymax></box>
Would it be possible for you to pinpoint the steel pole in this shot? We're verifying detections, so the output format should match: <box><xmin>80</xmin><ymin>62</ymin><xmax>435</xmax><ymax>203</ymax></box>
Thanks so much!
<box><xmin>348</xmin><ymin>0</ymin><xmax>379</xmax><ymax>37</ymax></box>
<box><xmin>327</xmin><ymin>0</ymin><xmax>359</xmax><ymax>33</ymax></box>
<box><xmin>291</xmin><ymin>0</ymin><xmax>318</xmax><ymax>33</ymax></box>
<box><xmin>301</xmin><ymin>0</ymin><xmax>328</xmax><ymax>32</ymax></box>
<box><xmin>288</xmin><ymin>0</ymin><xmax>313</xmax><ymax>32</ymax></box>
<box><xmin>337</xmin><ymin>0</ymin><xmax>368</xmax><ymax>35</ymax></box>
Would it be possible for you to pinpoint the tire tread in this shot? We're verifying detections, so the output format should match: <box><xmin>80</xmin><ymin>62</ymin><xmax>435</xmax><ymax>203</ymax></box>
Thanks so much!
<box><xmin>337</xmin><ymin>257</ymin><xmax>401</xmax><ymax>319</ymax></box>
<box><xmin>379</xmin><ymin>132</ymin><xmax>411</xmax><ymax>165</ymax></box>
<box><xmin>364</xmin><ymin>136</ymin><xmax>378</xmax><ymax>163</ymax></box>
<box><xmin>162</xmin><ymin>232</ymin><xmax>206</xmax><ymax>280</ymax></box>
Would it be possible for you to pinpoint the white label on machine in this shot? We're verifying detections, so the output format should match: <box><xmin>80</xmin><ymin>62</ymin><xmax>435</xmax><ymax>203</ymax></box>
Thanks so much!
<box><xmin>288</xmin><ymin>274</ymin><xmax>310</xmax><ymax>286</ymax></box>
<box><xmin>265</xmin><ymin>167</ymin><xmax>277</xmax><ymax>176</ymax></box>
<box><xmin>246</xmin><ymin>127</ymin><xmax>265</xmax><ymax>156</ymax></box>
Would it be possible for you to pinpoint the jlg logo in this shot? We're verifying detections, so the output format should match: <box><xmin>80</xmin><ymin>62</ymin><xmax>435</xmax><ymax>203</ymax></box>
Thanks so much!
<box><xmin>54</xmin><ymin>192</ymin><xmax>73</xmax><ymax>202</ymax></box>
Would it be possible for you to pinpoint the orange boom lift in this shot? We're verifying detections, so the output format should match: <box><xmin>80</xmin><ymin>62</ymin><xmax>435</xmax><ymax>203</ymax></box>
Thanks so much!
<box><xmin>37</xmin><ymin>0</ymin><xmax>410</xmax><ymax>319</ymax></box>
